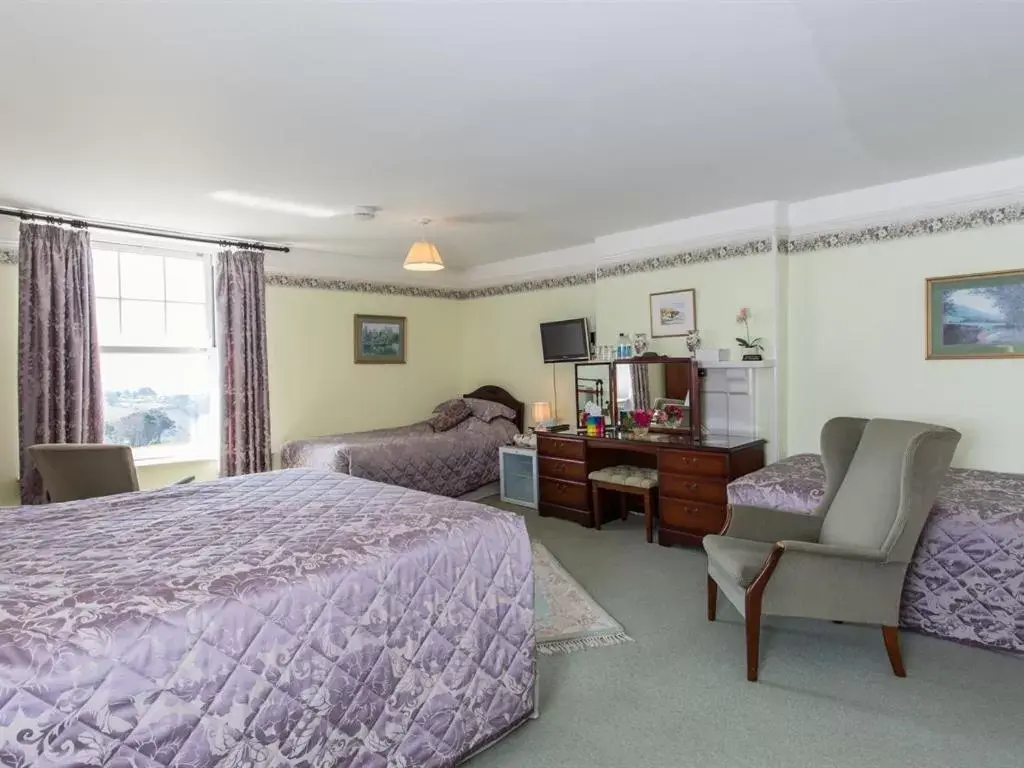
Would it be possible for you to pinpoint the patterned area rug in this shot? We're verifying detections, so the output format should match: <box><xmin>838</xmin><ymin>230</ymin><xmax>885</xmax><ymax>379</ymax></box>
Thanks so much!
<box><xmin>533</xmin><ymin>541</ymin><xmax>633</xmax><ymax>655</ymax></box>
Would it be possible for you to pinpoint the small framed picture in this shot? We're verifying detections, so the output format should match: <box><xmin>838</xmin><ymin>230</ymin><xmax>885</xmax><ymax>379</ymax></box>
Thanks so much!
<box><xmin>649</xmin><ymin>289</ymin><xmax>697</xmax><ymax>338</ymax></box>
<box><xmin>926</xmin><ymin>269</ymin><xmax>1024</xmax><ymax>359</ymax></box>
<box><xmin>354</xmin><ymin>314</ymin><xmax>407</xmax><ymax>364</ymax></box>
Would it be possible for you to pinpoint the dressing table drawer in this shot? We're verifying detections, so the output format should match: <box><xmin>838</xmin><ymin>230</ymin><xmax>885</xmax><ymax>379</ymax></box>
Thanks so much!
<box><xmin>659</xmin><ymin>473</ymin><xmax>728</xmax><ymax>505</ymax></box>
<box><xmin>537</xmin><ymin>436</ymin><xmax>586</xmax><ymax>462</ymax></box>
<box><xmin>660</xmin><ymin>450</ymin><xmax>727</xmax><ymax>478</ymax></box>
<box><xmin>539</xmin><ymin>477</ymin><xmax>589</xmax><ymax>510</ymax></box>
<box><xmin>539</xmin><ymin>456</ymin><xmax>588</xmax><ymax>483</ymax></box>
<box><xmin>659</xmin><ymin>498</ymin><xmax>726</xmax><ymax>536</ymax></box>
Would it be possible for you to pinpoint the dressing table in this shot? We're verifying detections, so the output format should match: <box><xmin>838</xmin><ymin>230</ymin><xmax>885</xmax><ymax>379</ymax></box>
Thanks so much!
<box><xmin>545</xmin><ymin>356</ymin><xmax>766</xmax><ymax>545</ymax></box>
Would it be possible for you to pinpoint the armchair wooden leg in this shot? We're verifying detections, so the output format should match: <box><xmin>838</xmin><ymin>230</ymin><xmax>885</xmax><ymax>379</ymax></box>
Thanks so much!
<box><xmin>591</xmin><ymin>485</ymin><xmax>602</xmax><ymax>529</ymax></box>
<box><xmin>706</xmin><ymin>575</ymin><xmax>717</xmax><ymax>621</ymax></box>
<box><xmin>882</xmin><ymin>625</ymin><xmax>907</xmax><ymax>677</ymax></box>
<box><xmin>742</xmin><ymin>544</ymin><xmax>783</xmax><ymax>682</ymax></box>
<box><xmin>744</xmin><ymin>607</ymin><xmax>761</xmax><ymax>682</ymax></box>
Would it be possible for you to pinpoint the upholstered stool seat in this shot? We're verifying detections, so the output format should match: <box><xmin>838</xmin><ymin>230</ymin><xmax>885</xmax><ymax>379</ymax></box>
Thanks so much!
<box><xmin>588</xmin><ymin>465</ymin><xmax>659</xmax><ymax>489</ymax></box>
<box><xmin>588</xmin><ymin>465</ymin><xmax>659</xmax><ymax>542</ymax></box>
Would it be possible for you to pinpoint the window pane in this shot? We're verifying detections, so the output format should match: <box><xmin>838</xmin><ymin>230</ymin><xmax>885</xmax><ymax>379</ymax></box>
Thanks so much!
<box><xmin>120</xmin><ymin>300</ymin><xmax>165</xmax><ymax>344</ymax></box>
<box><xmin>165</xmin><ymin>257</ymin><xmax>207</xmax><ymax>303</ymax></box>
<box><xmin>102</xmin><ymin>351</ymin><xmax>215</xmax><ymax>453</ymax></box>
<box><xmin>119</xmin><ymin>252</ymin><xmax>164</xmax><ymax>300</ymax></box>
<box><xmin>93</xmin><ymin>250</ymin><xmax>120</xmax><ymax>298</ymax></box>
<box><xmin>166</xmin><ymin>302</ymin><xmax>209</xmax><ymax>346</ymax></box>
<box><xmin>96</xmin><ymin>298</ymin><xmax>120</xmax><ymax>341</ymax></box>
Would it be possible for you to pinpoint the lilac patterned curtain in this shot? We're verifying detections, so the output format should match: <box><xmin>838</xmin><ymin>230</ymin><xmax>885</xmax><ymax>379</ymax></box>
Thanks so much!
<box><xmin>17</xmin><ymin>222</ymin><xmax>103</xmax><ymax>504</ymax></box>
<box><xmin>216</xmin><ymin>249</ymin><xmax>271</xmax><ymax>476</ymax></box>
<box><xmin>630</xmin><ymin>363</ymin><xmax>651</xmax><ymax>411</ymax></box>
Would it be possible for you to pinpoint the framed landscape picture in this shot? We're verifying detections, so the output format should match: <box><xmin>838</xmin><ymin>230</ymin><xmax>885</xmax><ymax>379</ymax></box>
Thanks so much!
<box><xmin>650</xmin><ymin>288</ymin><xmax>697</xmax><ymax>338</ymax></box>
<box><xmin>354</xmin><ymin>314</ymin><xmax>406</xmax><ymax>364</ymax></box>
<box><xmin>926</xmin><ymin>269</ymin><xmax>1024</xmax><ymax>359</ymax></box>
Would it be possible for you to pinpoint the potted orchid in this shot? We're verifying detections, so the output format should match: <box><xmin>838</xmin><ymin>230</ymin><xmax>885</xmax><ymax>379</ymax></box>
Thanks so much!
<box><xmin>735</xmin><ymin>307</ymin><xmax>765</xmax><ymax>361</ymax></box>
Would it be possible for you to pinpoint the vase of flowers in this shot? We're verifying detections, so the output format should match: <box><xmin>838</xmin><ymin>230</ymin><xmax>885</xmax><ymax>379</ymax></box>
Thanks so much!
<box><xmin>735</xmin><ymin>307</ymin><xmax>765</xmax><ymax>361</ymax></box>
<box><xmin>684</xmin><ymin>329</ymin><xmax>701</xmax><ymax>355</ymax></box>
<box><xmin>663</xmin><ymin>403</ymin><xmax>686</xmax><ymax>428</ymax></box>
<box><xmin>629</xmin><ymin>409</ymin><xmax>653</xmax><ymax>437</ymax></box>
<box><xmin>632</xmin><ymin>332</ymin><xmax>650</xmax><ymax>357</ymax></box>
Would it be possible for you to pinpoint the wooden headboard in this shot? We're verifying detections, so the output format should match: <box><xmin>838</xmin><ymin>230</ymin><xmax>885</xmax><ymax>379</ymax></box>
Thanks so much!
<box><xmin>463</xmin><ymin>385</ymin><xmax>525</xmax><ymax>433</ymax></box>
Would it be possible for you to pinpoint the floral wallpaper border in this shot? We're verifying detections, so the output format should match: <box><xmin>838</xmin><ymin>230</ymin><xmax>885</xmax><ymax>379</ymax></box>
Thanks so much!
<box><xmin>779</xmin><ymin>202</ymin><xmax>1024</xmax><ymax>254</ymax></box>
<box><xmin>5</xmin><ymin>200</ymin><xmax>1022</xmax><ymax>293</ymax></box>
<box><xmin>596</xmin><ymin>238</ymin><xmax>772</xmax><ymax>280</ymax></box>
<box><xmin>264</xmin><ymin>272</ymin><xmax>464</xmax><ymax>299</ymax></box>
<box><xmin>265</xmin><ymin>237</ymin><xmax>771</xmax><ymax>299</ymax></box>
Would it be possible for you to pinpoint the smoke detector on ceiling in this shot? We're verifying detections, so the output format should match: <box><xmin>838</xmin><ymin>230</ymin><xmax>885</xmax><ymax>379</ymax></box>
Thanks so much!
<box><xmin>351</xmin><ymin>205</ymin><xmax>379</xmax><ymax>221</ymax></box>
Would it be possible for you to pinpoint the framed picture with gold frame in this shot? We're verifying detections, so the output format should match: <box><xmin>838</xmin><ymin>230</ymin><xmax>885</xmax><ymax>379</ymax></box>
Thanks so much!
<box><xmin>649</xmin><ymin>288</ymin><xmax>697</xmax><ymax>338</ymax></box>
<box><xmin>354</xmin><ymin>314</ymin><xmax>407</xmax><ymax>364</ymax></box>
<box><xmin>926</xmin><ymin>269</ymin><xmax>1024</xmax><ymax>360</ymax></box>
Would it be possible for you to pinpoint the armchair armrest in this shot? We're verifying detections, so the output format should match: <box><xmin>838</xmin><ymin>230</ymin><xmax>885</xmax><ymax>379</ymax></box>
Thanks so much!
<box><xmin>779</xmin><ymin>539</ymin><xmax>886</xmax><ymax>562</ymax></box>
<box><xmin>722</xmin><ymin>504</ymin><xmax>823</xmax><ymax>543</ymax></box>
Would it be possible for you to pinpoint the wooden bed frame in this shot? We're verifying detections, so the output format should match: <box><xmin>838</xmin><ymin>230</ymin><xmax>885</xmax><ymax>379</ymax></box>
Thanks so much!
<box><xmin>464</xmin><ymin>385</ymin><xmax>526</xmax><ymax>433</ymax></box>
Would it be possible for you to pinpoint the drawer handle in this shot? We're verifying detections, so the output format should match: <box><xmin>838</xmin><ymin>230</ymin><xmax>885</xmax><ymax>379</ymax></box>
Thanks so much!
<box><xmin>684</xmin><ymin>482</ymin><xmax>699</xmax><ymax>491</ymax></box>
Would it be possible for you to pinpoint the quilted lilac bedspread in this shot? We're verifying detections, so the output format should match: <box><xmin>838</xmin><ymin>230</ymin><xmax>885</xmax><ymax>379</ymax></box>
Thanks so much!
<box><xmin>0</xmin><ymin>469</ymin><xmax>535</xmax><ymax>766</ymax></box>
<box><xmin>280</xmin><ymin>417</ymin><xmax>518</xmax><ymax>498</ymax></box>
<box><xmin>729</xmin><ymin>454</ymin><xmax>1024</xmax><ymax>654</ymax></box>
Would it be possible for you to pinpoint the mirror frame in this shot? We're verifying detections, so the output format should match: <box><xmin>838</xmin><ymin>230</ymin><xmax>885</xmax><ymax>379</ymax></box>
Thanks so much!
<box><xmin>574</xmin><ymin>361</ymin><xmax>613</xmax><ymax>428</ymax></box>
<box><xmin>609</xmin><ymin>356</ymin><xmax>701</xmax><ymax>434</ymax></box>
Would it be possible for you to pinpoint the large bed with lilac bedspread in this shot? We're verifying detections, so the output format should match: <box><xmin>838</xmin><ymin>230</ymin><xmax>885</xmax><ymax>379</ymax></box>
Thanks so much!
<box><xmin>729</xmin><ymin>454</ymin><xmax>1024</xmax><ymax>654</ymax></box>
<box><xmin>0</xmin><ymin>469</ymin><xmax>536</xmax><ymax>766</ymax></box>
<box><xmin>280</xmin><ymin>387</ymin><xmax>524</xmax><ymax>499</ymax></box>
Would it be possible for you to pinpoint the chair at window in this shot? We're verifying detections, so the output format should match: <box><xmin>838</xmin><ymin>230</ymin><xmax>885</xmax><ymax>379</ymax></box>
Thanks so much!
<box><xmin>27</xmin><ymin>444</ymin><xmax>195</xmax><ymax>503</ymax></box>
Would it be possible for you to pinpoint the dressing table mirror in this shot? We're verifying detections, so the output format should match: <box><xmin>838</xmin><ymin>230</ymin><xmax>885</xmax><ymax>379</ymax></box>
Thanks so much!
<box><xmin>610</xmin><ymin>356</ymin><xmax>701</xmax><ymax>433</ymax></box>
<box><xmin>574</xmin><ymin>362</ymin><xmax>613</xmax><ymax>427</ymax></box>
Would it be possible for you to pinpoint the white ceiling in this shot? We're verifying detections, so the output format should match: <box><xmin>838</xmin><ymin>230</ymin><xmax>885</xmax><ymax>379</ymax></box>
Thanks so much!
<box><xmin>2</xmin><ymin>0</ymin><xmax>1024</xmax><ymax>269</ymax></box>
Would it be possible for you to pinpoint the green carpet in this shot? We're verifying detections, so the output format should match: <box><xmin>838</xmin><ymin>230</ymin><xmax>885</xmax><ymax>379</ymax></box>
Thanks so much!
<box><xmin>473</xmin><ymin>497</ymin><xmax>1024</xmax><ymax>768</ymax></box>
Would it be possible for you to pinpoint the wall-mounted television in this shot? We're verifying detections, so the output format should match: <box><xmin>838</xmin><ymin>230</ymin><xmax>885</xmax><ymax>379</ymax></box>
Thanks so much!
<box><xmin>540</xmin><ymin>318</ymin><xmax>591</xmax><ymax>363</ymax></box>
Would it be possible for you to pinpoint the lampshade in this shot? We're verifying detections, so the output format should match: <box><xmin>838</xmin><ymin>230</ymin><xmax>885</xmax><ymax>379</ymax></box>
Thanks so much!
<box><xmin>403</xmin><ymin>240</ymin><xmax>444</xmax><ymax>271</ymax></box>
<box><xmin>531</xmin><ymin>401</ymin><xmax>552</xmax><ymax>424</ymax></box>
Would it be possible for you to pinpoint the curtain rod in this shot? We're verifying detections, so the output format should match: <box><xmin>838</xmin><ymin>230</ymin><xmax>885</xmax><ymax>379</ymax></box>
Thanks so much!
<box><xmin>0</xmin><ymin>205</ymin><xmax>291</xmax><ymax>253</ymax></box>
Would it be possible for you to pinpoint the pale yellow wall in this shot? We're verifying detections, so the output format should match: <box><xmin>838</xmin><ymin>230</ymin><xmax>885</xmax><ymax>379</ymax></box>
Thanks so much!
<box><xmin>787</xmin><ymin>222</ymin><xmax>1024</xmax><ymax>471</ymax></box>
<box><xmin>595</xmin><ymin>253</ymin><xmax>778</xmax><ymax>357</ymax></box>
<box><xmin>458</xmin><ymin>284</ymin><xmax>595</xmax><ymax>426</ymax></box>
<box><xmin>0</xmin><ymin>272</ymin><xmax>459</xmax><ymax>505</ymax></box>
<box><xmin>267</xmin><ymin>285</ymin><xmax>461</xmax><ymax>453</ymax></box>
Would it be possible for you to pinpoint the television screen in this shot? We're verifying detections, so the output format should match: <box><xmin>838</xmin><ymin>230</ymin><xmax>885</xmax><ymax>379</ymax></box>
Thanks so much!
<box><xmin>540</xmin><ymin>318</ymin><xmax>591</xmax><ymax>363</ymax></box>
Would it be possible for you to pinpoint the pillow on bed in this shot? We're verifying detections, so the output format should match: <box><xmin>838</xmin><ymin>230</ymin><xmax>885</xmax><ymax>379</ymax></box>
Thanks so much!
<box><xmin>427</xmin><ymin>399</ymin><xmax>474</xmax><ymax>432</ymax></box>
<box><xmin>433</xmin><ymin>397</ymin><xmax>517</xmax><ymax>424</ymax></box>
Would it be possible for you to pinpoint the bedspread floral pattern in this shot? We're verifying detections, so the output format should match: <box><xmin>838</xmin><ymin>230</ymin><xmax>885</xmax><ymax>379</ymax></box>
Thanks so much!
<box><xmin>280</xmin><ymin>417</ymin><xmax>518</xmax><ymax>498</ymax></box>
<box><xmin>729</xmin><ymin>454</ymin><xmax>1024</xmax><ymax>653</ymax></box>
<box><xmin>0</xmin><ymin>469</ymin><xmax>535</xmax><ymax>766</ymax></box>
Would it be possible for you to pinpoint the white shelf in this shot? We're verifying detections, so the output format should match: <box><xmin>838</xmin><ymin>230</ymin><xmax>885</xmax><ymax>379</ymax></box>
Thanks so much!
<box><xmin>699</xmin><ymin>359</ymin><xmax>776</xmax><ymax>369</ymax></box>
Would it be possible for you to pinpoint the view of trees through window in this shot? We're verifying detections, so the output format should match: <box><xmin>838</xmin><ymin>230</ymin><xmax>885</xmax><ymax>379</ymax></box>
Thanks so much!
<box><xmin>95</xmin><ymin>248</ymin><xmax>216</xmax><ymax>457</ymax></box>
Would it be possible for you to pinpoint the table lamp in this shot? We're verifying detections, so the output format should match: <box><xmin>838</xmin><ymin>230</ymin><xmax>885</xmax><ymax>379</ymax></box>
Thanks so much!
<box><xmin>531</xmin><ymin>401</ymin><xmax>553</xmax><ymax>430</ymax></box>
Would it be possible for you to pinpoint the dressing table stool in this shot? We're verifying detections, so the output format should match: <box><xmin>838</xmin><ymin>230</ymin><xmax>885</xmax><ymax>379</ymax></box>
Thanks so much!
<box><xmin>588</xmin><ymin>465</ymin><xmax>659</xmax><ymax>543</ymax></box>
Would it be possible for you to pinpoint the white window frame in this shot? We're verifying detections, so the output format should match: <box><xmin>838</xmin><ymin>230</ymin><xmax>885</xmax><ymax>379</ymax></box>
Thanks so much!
<box><xmin>97</xmin><ymin>245</ymin><xmax>219</xmax><ymax>465</ymax></box>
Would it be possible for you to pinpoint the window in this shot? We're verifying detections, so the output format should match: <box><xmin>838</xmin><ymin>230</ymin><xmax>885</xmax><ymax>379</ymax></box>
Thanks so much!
<box><xmin>95</xmin><ymin>248</ymin><xmax>217</xmax><ymax>463</ymax></box>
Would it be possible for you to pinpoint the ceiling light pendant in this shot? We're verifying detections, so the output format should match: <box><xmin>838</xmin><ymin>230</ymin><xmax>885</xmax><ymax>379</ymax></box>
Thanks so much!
<box><xmin>404</xmin><ymin>218</ymin><xmax>444</xmax><ymax>272</ymax></box>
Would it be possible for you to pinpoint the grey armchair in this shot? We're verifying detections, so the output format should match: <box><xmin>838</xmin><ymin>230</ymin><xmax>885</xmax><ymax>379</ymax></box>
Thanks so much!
<box><xmin>704</xmin><ymin>417</ymin><xmax>961</xmax><ymax>681</ymax></box>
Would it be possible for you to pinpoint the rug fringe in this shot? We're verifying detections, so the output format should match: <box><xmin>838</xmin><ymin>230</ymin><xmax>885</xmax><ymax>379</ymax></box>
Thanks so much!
<box><xmin>537</xmin><ymin>631</ymin><xmax>634</xmax><ymax>656</ymax></box>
